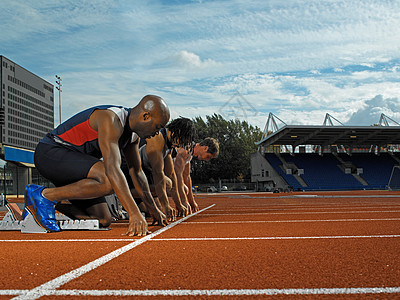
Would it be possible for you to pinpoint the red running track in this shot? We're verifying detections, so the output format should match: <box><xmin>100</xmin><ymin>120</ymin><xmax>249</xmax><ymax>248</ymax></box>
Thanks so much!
<box><xmin>1</xmin><ymin>190</ymin><xmax>400</xmax><ymax>299</ymax></box>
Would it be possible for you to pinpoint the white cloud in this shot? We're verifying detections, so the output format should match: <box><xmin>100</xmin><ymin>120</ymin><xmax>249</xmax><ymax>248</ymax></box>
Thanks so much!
<box><xmin>172</xmin><ymin>51</ymin><xmax>220</xmax><ymax>69</ymax></box>
<box><xmin>346</xmin><ymin>95</ymin><xmax>400</xmax><ymax>125</ymax></box>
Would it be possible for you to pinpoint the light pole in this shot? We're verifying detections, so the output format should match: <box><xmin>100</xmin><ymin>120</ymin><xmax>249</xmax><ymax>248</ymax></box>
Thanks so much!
<box><xmin>55</xmin><ymin>75</ymin><xmax>62</xmax><ymax>125</ymax></box>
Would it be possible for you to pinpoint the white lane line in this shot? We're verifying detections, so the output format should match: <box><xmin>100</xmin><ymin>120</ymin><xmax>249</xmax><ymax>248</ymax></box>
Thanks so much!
<box><xmin>11</xmin><ymin>204</ymin><xmax>215</xmax><ymax>300</ymax></box>
<box><xmin>0</xmin><ymin>290</ymin><xmax>26</xmax><ymax>296</ymax></box>
<box><xmin>2</xmin><ymin>287</ymin><xmax>400</xmax><ymax>296</ymax></box>
<box><xmin>182</xmin><ymin>218</ymin><xmax>400</xmax><ymax>224</ymax></box>
<box><xmin>150</xmin><ymin>234</ymin><xmax>400</xmax><ymax>241</ymax></box>
<box><xmin>3</xmin><ymin>217</ymin><xmax>400</xmax><ymax>242</ymax></box>
<box><xmin>0</xmin><ymin>239</ymin><xmax>138</xmax><ymax>242</ymax></box>
<box><xmin>201</xmin><ymin>210</ymin><xmax>400</xmax><ymax>215</ymax></box>
<box><xmin>210</xmin><ymin>206</ymin><xmax>400</xmax><ymax>211</ymax></box>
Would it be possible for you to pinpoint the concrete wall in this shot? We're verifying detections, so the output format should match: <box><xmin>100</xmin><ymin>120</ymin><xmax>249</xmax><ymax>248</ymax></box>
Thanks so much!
<box><xmin>251</xmin><ymin>152</ymin><xmax>289</xmax><ymax>191</ymax></box>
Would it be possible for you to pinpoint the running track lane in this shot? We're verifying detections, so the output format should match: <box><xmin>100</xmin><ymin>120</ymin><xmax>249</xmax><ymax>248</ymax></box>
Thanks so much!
<box><xmin>59</xmin><ymin>194</ymin><xmax>400</xmax><ymax>298</ymax></box>
<box><xmin>1</xmin><ymin>192</ymin><xmax>400</xmax><ymax>299</ymax></box>
<box><xmin>2</xmin><ymin>205</ymin><xmax>215</xmax><ymax>299</ymax></box>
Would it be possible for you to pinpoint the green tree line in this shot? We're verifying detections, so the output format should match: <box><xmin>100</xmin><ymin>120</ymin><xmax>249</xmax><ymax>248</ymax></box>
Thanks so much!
<box><xmin>191</xmin><ymin>114</ymin><xmax>263</xmax><ymax>183</ymax></box>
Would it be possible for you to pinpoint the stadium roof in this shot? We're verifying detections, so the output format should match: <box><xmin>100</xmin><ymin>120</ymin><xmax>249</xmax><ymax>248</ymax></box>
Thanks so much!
<box><xmin>255</xmin><ymin>125</ymin><xmax>400</xmax><ymax>148</ymax></box>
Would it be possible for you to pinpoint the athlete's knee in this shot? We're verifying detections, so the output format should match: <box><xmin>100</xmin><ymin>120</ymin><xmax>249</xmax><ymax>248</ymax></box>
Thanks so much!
<box><xmin>96</xmin><ymin>173</ymin><xmax>113</xmax><ymax>195</ymax></box>
<box><xmin>98</xmin><ymin>215</ymin><xmax>112</xmax><ymax>228</ymax></box>
<box><xmin>184</xmin><ymin>184</ymin><xmax>189</xmax><ymax>195</ymax></box>
<box><xmin>165</xmin><ymin>176</ymin><xmax>172</xmax><ymax>191</ymax></box>
<box><xmin>88</xmin><ymin>162</ymin><xmax>113</xmax><ymax>195</ymax></box>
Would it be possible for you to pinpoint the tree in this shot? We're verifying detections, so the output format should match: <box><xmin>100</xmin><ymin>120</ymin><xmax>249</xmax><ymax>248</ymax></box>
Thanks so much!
<box><xmin>191</xmin><ymin>114</ymin><xmax>262</xmax><ymax>183</ymax></box>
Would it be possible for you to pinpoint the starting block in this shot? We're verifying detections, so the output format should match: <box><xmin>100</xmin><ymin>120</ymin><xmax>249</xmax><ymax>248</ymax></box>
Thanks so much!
<box><xmin>20</xmin><ymin>210</ymin><xmax>102</xmax><ymax>233</ymax></box>
<box><xmin>1</xmin><ymin>202</ymin><xmax>105</xmax><ymax>233</ymax></box>
<box><xmin>0</xmin><ymin>201</ymin><xmax>23</xmax><ymax>231</ymax></box>
<box><xmin>21</xmin><ymin>211</ymin><xmax>48</xmax><ymax>233</ymax></box>
<box><xmin>59</xmin><ymin>219</ymin><xmax>100</xmax><ymax>230</ymax></box>
<box><xmin>0</xmin><ymin>212</ymin><xmax>22</xmax><ymax>230</ymax></box>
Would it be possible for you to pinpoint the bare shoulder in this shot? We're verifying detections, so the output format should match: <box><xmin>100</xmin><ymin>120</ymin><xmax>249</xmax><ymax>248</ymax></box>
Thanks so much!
<box><xmin>89</xmin><ymin>109</ymin><xmax>122</xmax><ymax>132</ymax></box>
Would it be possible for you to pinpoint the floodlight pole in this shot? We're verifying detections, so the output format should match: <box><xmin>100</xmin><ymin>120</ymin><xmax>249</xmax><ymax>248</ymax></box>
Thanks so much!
<box><xmin>55</xmin><ymin>75</ymin><xmax>62</xmax><ymax>125</ymax></box>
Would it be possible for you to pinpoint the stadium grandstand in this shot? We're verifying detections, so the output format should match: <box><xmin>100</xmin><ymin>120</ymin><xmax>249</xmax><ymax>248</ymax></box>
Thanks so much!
<box><xmin>251</xmin><ymin>113</ymin><xmax>400</xmax><ymax>192</ymax></box>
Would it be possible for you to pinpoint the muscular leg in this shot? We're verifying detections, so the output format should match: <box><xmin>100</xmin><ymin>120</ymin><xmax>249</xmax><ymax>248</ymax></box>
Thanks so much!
<box><xmin>56</xmin><ymin>198</ymin><xmax>112</xmax><ymax>228</ymax></box>
<box><xmin>42</xmin><ymin>161</ymin><xmax>113</xmax><ymax>227</ymax></box>
<box><xmin>33</xmin><ymin>143</ymin><xmax>113</xmax><ymax>227</ymax></box>
<box><xmin>42</xmin><ymin>161</ymin><xmax>112</xmax><ymax>201</ymax></box>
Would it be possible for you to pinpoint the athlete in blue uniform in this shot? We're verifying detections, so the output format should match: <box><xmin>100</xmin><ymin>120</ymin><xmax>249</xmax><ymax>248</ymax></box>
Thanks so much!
<box><xmin>25</xmin><ymin>95</ymin><xmax>170</xmax><ymax>236</ymax></box>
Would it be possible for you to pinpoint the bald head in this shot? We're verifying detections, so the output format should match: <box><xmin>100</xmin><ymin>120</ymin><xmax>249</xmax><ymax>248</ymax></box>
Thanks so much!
<box><xmin>130</xmin><ymin>95</ymin><xmax>170</xmax><ymax>139</ymax></box>
<box><xmin>139</xmin><ymin>95</ymin><xmax>170</xmax><ymax>124</ymax></box>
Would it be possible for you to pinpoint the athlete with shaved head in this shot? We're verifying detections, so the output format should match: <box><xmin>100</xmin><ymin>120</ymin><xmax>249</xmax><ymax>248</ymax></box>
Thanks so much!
<box><xmin>25</xmin><ymin>95</ymin><xmax>170</xmax><ymax>236</ymax></box>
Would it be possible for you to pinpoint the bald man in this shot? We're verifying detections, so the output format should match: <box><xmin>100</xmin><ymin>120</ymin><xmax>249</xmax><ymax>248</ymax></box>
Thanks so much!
<box><xmin>25</xmin><ymin>95</ymin><xmax>170</xmax><ymax>236</ymax></box>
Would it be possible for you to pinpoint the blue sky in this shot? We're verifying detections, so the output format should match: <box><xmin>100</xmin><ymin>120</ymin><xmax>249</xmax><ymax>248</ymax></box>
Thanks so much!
<box><xmin>1</xmin><ymin>0</ymin><xmax>400</xmax><ymax>131</ymax></box>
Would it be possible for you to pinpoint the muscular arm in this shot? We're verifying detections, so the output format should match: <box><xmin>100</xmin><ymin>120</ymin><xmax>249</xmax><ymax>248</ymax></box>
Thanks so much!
<box><xmin>174</xmin><ymin>148</ymin><xmax>192</xmax><ymax>214</ymax></box>
<box><xmin>93</xmin><ymin>110</ymin><xmax>148</xmax><ymax>236</ymax></box>
<box><xmin>123</xmin><ymin>141</ymin><xmax>167</xmax><ymax>226</ymax></box>
<box><xmin>146</xmin><ymin>135</ymin><xmax>176</xmax><ymax>221</ymax></box>
<box><xmin>164</xmin><ymin>153</ymin><xmax>187</xmax><ymax>217</ymax></box>
<box><xmin>183</xmin><ymin>161</ymin><xmax>199</xmax><ymax>212</ymax></box>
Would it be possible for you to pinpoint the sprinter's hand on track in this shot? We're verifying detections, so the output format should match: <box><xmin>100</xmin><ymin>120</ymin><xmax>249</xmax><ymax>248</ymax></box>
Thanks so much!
<box><xmin>125</xmin><ymin>212</ymin><xmax>150</xmax><ymax>236</ymax></box>
<box><xmin>182</xmin><ymin>201</ymin><xmax>192</xmax><ymax>215</ymax></box>
<box><xmin>176</xmin><ymin>203</ymin><xmax>188</xmax><ymax>217</ymax></box>
<box><xmin>149</xmin><ymin>206</ymin><xmax>169</xmax><ymax>227</ymax></box>
<box><xmin>164</xmin><ymin>204</ymin><xmax>177</xmax><ymax>222</ymax></box>
<box><xmin>189</xmin><ymin>200</ymin><xmax>199</xmax><ymax>213</ymax></box>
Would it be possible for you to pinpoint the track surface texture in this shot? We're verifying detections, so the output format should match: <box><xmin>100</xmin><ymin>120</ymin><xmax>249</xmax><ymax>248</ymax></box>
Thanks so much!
<box><xmin>1</xmin><ymin>190</ymin><xmax>400</xmax><ymax>299</ymax></box>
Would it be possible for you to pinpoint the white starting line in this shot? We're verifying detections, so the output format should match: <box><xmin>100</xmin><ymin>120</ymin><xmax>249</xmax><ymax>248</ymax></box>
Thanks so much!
<box><xmin>2</xmin><ymin>287</ymin><xmax>400</xmax><ymax>297</ymax></box>
<box><xmin>150</xmin><ymin>234</ymin><xmax>400</xmax><ymax>241</ymax></box>
<box><xmin>201</xmin><ymin>210</ymin><xmax>400</xmax><ymax>215</ymax></box>
<box><xmin>182</xmin><ymin>218</ymin><xmax>400</xmax><ymax>224</ymax></box>
<box><xmin>2</xmin><ymin>234</ymin><xmax>400</xmax><ymax>243</ymax></box>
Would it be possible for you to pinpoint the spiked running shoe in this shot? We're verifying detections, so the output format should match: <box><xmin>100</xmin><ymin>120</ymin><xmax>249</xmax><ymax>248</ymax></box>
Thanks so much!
<box><xmin>23</xmin><ymin>184</ymin><xmax>41</xmax><ymax>220</ymax></box>
<box><xmin>29</xmin><ymin>186</ymin><xmax>60</xmax><ymax>232</ymax></box>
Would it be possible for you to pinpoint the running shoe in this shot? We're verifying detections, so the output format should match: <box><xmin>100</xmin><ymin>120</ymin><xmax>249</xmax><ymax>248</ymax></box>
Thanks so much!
<box><xmin>29</xmin><ymin>186</ymin><xmax>60</xmax><ymax>232</ymax></box>
<box><xmin>23</xmin><ymin>184</ymin><xmax>40</xmax><ymax>220</ymax></box>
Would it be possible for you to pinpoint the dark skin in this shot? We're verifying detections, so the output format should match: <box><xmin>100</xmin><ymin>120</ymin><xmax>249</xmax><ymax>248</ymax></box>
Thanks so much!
<box><xmin>42</xmin><ymin>95</ymin><xmax>170</xmax><ymax>236</ymax></box>
<box><xmin>144</xmin><ymin>131</ymin><xmax>188</xmax><ymax>221</ymax></box>
<box><xmin>128</xmin><ymin>152</ymin><xmax>188</xmax><ymax>218</ymax></box>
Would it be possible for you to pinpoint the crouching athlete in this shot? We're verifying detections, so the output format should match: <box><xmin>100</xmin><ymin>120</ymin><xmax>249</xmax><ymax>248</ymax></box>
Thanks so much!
<box><xmin>25</xmin><ymin>95</ymin><xmax>169</xmax><ymax>236</ymax></box>
<box><xmin>173</xmin><ymin>138</ymin><xmax>219</xmax><ymax>213</ymax></box>
<box><xmin>122</xmin><ymin>117</ymin><xmax>196</xmax><ymax>219</ymax></box>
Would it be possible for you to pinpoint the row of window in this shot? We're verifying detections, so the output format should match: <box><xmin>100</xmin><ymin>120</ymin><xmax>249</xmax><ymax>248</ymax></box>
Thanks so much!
<box><xmin>7</xmin><ymin>129</ymin><xmax>41</xmax><ymax>142</ymax></box>
<box><xmin>8</xmin><ymin>75</ymin><xmax>45</xmax><ymax>98</ymax></box>
<box><xmin>8</xmin><ymin>108</ymin><xmax>53</xmax><ymax>128</ymax></box>
<box><xmin>8</xmin><ymin>122</ymin><xmax>46</xmax><ymax>139</ymax></box>
<box><xmin>8</xmin><ymin>93</ymin><xmax>53</xmax><ymax>117</ymax></box>
<box><xmin>7</xmin><ymin>98</ymin><xmax>53</xmax><ymax>122</ymax></box>
<box><xmin>6</xmin><ymin>137</ymin><xmax>37</xmax><ymax>150</ymax></box>
<box><xmin>7</xmin><ymin>85</ymin><xmax>52</xmax><ymax>111</ymax></box>
<box><xmin>7</xmin><ymin>115</ymin><xmax>50</xmax><ymax>133</ymax></box>
<box><xmin>43</xmin><ymin>84</ymin><xmax>54</xmax><ymax>93</ymax></box>
<box><xmin>2</xmin><ymin>61</ymin><xmax>15</xmax><ymax>72</ymax></box>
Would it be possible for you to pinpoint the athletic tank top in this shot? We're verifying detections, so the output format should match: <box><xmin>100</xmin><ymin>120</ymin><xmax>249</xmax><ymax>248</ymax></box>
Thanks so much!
<box><xmin>40</xmin><ymin>105</ymin><xmax>139</xmax><ymax>158</ymax></box>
